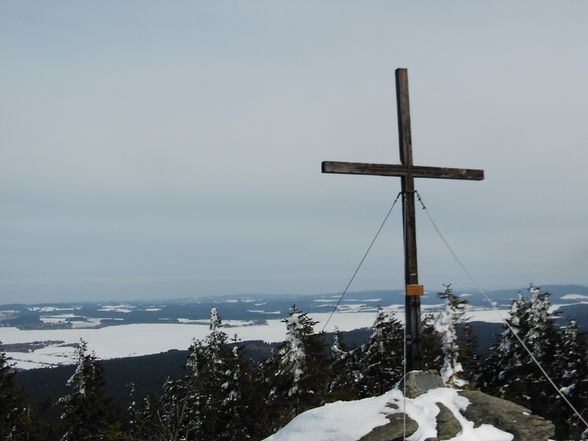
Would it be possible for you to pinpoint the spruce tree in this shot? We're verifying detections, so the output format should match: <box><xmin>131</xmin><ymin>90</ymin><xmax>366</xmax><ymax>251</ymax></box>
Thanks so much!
<box><xmin>136</xmin><ymin>394</ymin><xmax>159</xmax><ymax>441</ymax></box>
<box><xmin>0</xmin><ymin>342</ymin><xmax>23</xmax><ymax>440</ymax></box>
<box><xmin>180</xmin><ymin>308</ymin><xmax>253</xmax><ymax>441</ymax></box>
<box><xmin>435</xmin><ymin>284</ymin><xmax>468</xmax><ymax>386</ymax></box>
<box><xmin>480</xmin><ymin>286</ymin><xmax>560</xmax><ymax>410</ymax></box>
<box><xmin>157</xmin><ymin>376</ymin><xmax>188</xmax><ymax>441</ymax></box>
<box><xmin>421</xmin><ymin>314</ymin><xmax>443</xmax><ymax>372</ymax></box>
<box><xmin>127</xmin><ymin>383</ymin><xmax>158</xmax><ymax>441</ymax></box>
<box><xmin>264</xmin><ymin>305</ymin><xmax>328</xmax><ymax>428</ymax></box>
<box><xmin>459</xmin><ymin>321</ymin><xmax>480</xmax><ymax>385</ymax></box>
<box><xmin>127</xmin><ymin>383</ymin><xmax>138</xmax><ymax>439</ymax></box>
<box><xmin>554</xmin><ymin>319</ymin><xmax>588</xmax><ymax>439</ymax></box>
<box><xmin>479</xmin><ymin>291</ymin><xmax>531</xmax><ymax>397</ymax></box>
<box><xmin>327</xmin><ymin>328</ymin><xmax>360</xmax><ymax>401</ymax></box>
<box><xmin>525</xmin><ymin>286</ymin><xmax>561</xmax><ymax>409</ymax></box>
<box><xmin>218</xmin><ymin>342</ymin><xmax>250</xmax><ymax>441</ymax></box>
<box><xmin>58</xmin><ymin>339</ymin><xmax>108</xmax><ymax>441</ymax></box>
<box><xmin>357</xmin><ymin>307</ymin><xmax>404</xmax><ymax>397</ymax></box>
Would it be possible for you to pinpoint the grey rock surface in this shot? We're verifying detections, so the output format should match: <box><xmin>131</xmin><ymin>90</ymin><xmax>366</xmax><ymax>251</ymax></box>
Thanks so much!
<box><xmin>400</xmin><ymin>370</ymin><xmax>445</xmax><ymax>399</ymax></box>
<box><xmin>358</xmin><ymin>371</ymin><xmax>555</xmax><ymax>441</ymax></box>
<box><xmin>435</xmin><ymin>402</ymin><xmax>461</xmax><ymax>440</ymax></box>
<box><xmin>359</xmin><ymin>411</ymin><xmax>417</xmax><ymax>441</ymax></box>
<box><xmin>459</xmin><ymin>390</ymin><xmax>555</xmax><ymax>441</ymax></box>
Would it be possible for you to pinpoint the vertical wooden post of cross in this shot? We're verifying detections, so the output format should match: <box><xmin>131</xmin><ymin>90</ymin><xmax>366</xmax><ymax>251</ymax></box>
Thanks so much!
<box><xmin>321</xmin><ymin>68</ymin><xmax>484</xmax><ymax>372</ymax></box>
<box><xmin>396</xmin><ymin>69</ymin><xmax>423</xmax><ymax>371</ymax></box>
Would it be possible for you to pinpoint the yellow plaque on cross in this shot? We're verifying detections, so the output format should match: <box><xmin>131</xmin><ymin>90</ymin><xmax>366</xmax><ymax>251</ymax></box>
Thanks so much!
<box><xmin>406</xmin><ymin>284</ymin><xmax>424</xmax><ymax>296</ymax></box>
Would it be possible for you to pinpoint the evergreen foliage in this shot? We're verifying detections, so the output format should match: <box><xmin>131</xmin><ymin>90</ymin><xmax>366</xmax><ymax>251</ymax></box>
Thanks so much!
<box><xmin>356</xmin><ymin>307</ymin><xmax>404</xmax><ymax>397</ymax></box>
<box><xmin>435</xmin><ymin>284</ymin><xmax>468</xmax><ymax>386</ymax></box>
<box><xmin>148</xmin><ymin>307</ymin><xmax>256</xmax><ymax>441</ymax></box>
<box><xmin>421</xmin><ymin>314</ymin><xmax>443</xmax><ymax>372</ymax></box>
<box><xmin>263</xmin><ymin>305</ymin><xmax>329</xmax><ymax>429</ymax></box>
<box><xmin>458</xmin><ymin>321</ymin><xmax>480</xmax><ymax>385</ymax></box>
<box><xmin>327</xmin><ymin>328</ymin><xmax>361</xmax><ymax>400</ymax></box>
<box><xmin>58</xmin><ymin>339</ymin><xmax>109</xmax><ymax>441</ymax></box>
<box><xmin>478</xmin><ymin>285</ymin><xmax>588</xmax><ymax>440</ymax></box>
<box><xmin>157</xmin><ymin>376</ymin><xmax>187</xmax><ymax>441</ymax></box>
<box><xmin>480</xmin><ymin>286</ymin><xmax>560</xmax><ymax>407</ymax></box>
<box><xmin>0</xmin><ymin>341</ymin><xmax>24</xmax><ymax>440</ymax></box>
<box><xmin>126</xmin><ymin>383</ymin><xmax>140</xmax><ymax>440</ymax></box>
<box><xmin>553</xmin><ymin>319</ymin><xmax>588</xmax><ymax>439</ymax></box>
<box><xmin>135</xmin><ymin>394</ymin><xmax>158</xmax><ymax>441</ymax></box>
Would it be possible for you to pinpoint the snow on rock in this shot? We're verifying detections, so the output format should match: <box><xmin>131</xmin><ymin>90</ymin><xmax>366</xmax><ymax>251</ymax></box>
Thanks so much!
<box><xmin>263</xmin><ymin>390</ymin><xmax>399</xmax><ymax>441</ymax></box>
<box><xmin>264</xmin><ymin>387</ymin><xmax>514</xmax><ymax>441</ymax></box>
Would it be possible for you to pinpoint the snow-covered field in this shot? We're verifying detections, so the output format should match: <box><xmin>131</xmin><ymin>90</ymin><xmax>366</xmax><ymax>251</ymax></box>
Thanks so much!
<box><xmin>1</xmin><ymin>307</ymin><xmax>505</xmax><ymax>370</ymax></box>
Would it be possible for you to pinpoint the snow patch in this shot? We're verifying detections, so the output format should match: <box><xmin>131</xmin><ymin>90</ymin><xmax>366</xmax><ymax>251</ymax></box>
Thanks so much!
<box><xmin>97</xmin><ymin>305</ymin><xmax>134</xmax><ymax>313</ymax></box>
<box><xmin>264</xmin><ymin>388</ymin><xmax>514</xmax><ymax>441</ymax></box>
<box><xmin>39</xmin><ymin>314</ymin><xmax>79</xmax><ymax>324</ymax></box>
<box><xmin>264</xmin><ymin>389</ymin><xmax>396</xmax><ymax>441</ymax></box>
<box><xmin>561</xmin><ymin>293</ymin><xmax>588</xmax><ymax>301</ymax></box>
<box><xmin>28</xmin><ymin>306</ymin><xmax>79</xmax><ymax>312</ymax></box>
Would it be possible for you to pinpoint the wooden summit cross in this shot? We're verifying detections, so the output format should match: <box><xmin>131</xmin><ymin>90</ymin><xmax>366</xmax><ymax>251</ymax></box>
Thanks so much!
<box><xmin>322</xmin><ymin>68</ymin><xmax>484</xmax><ymax>371</ymax></box>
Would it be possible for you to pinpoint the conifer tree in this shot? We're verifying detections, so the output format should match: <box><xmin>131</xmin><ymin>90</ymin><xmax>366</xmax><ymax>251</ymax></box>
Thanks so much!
<box><xmin>135</xmin><ymin>394</ymin><xmax>158</xmax><ymax>441</ymax></box>
<box><xmin>179</xmin><ymin>308</ymin><xmax>253</xmax><ymax>441</ymax></box>
<box><xmin>264</xmin><ymin>305</ymin><xmax>328</xmax><ymax>428</ymax></box>
<box><xmin>186</xmin><ymin>308</ymin><xmax>228</xmax><ymax>439</ymax></box>
<box><xmin>127</xmin><ymin>383</ymin><xmax>157</xmax><ymax>441</ymax></box>
<box><xmin>127</xmin><ymin>383</ymin><xmax>138</xmax><ymax>439</ymax></box>
<box><xmin>327</xmin><ymin>328</ymin><xmax>360</xmax><ymax>401</ymax></box>
<box><xmin>479</xmin><ymin>291</ymin><xmax>530</xmax><ymax>397</ymax></box>
<box><xmin>554</xmin><ymin>319</ymin><xmax>588</xmax><ymax>439</ymax></box>
<box><xmin>421</xmin><ymin>314</ymin><xmax>443</xmax><ymax>372</ymax></box>
<box><xmin>435</xmin><ymin>284</ymin><xmax>468</xmax><ymax>386</ymax></box>
<box><xmin>0</xmin><ymin>342</ymin><xmax>24</xmax><ymax>440</ymax></box>
<box><xmin>218</xmin><ymin>342</ymin><xmax>250</xmax><ymax>441</ymax></box>
<box><xmin>524</xmin><ymin>286</ymin><xmax>561</xmax><ymax>408</ymax></box>
<box><xmin>58</xmin><ymin>339</ymin><xmax>108</xmax><ymax>441</ymax></box>
<box><xmin>357</xmin><ymin>307</ymin><xmax>404</xmax><ymax>397</ymax></box>
<box><xmin>458</xmin><ymin>321</ymin><xmax>480</xmax><ymax>385</ymax></box>
<box><xmin>157</xmin><ymin>376</ymin><xmax>188</xmax><ymax>441</ymax></box>
<box><xmin>480</xmin><ymin>286</ymin><xmax>560</xmax><ymax>409</ymax></box>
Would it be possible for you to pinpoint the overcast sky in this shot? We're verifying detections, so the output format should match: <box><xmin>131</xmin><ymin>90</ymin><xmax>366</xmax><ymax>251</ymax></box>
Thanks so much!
<box><xmin>1</xmin><ymin>1</ymin><xmax>587</xmax><ymax>303</ymax></box>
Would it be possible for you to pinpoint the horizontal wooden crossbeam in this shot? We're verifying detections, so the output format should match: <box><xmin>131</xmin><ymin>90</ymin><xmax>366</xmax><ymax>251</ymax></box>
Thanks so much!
<box><xmin>322</xmin><ymin>161</ymin><xmax>484</xmax><ymax>181</ymax></box>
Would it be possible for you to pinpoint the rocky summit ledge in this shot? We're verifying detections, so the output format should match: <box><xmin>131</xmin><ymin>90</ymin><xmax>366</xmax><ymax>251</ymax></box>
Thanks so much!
<box><xmin>360</xmin><ymin>370</ymin><xmax>555</xmax><ymax>441</ymax></box>
<box><xmin>264</xmin><ymin>371</ymin><xmax>555</xmax><ymax>441</ymax></box>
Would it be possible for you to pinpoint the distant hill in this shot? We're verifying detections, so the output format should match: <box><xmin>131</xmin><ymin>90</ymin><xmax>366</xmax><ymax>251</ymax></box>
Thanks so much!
<box><xmin>3</xmin><ymin>284</ymin><xmax>587</xmax><ymax>330</ymax></box>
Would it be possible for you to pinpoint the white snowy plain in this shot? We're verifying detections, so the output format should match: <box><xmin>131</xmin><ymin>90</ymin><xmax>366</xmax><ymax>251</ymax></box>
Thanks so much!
<box><xmin>264</xmin><ymin>388</ymin><xmax>514</xmax><ymax>441</ymax></box>
<box><xmin>1</xmin><ymin>308</ymin><xmax>506</xmax><ymax>370</ymax></box>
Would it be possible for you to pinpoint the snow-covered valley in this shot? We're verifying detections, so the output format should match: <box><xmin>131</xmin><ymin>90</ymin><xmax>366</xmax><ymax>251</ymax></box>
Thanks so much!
<box><xmin>2</xmin><ymin>286</ymin><xmax>587</xmax><ymax>370</ymax></box>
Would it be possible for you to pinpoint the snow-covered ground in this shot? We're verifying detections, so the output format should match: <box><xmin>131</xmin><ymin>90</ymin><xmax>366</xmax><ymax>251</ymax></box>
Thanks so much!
<box><xmin>1</xmin><ymin>308</ymin><xmax>506</xmax><ymax>370</ymax></box>
<box><xmin>264</xmin><ymin>388</ymin><xmax>514</xmax><ymax>441</ymax></box>
<box><xmin>560</xmin><ymin>293</ymin><xmax>588</xmax><ymax>301</ymax></box>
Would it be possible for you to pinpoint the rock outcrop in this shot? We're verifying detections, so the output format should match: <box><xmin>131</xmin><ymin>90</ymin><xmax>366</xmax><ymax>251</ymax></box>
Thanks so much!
<box><xmin>359</xmin><ymin>412</ymin><xmax>418</xmax><ymax>441</ymax></box>
<box><xmin>400</xmin><ymin>369</ymin><xmax>445</xmax><ymax>398</ymax></box>
<box><xmin>459</xmin><ymin>390</ymin><xmax>555</xmax><ymax>441</ymax></box>
<box><xmin>358</xmin><ymin>371</ymin><xmax>555</xmax><ymax>441</ymax></box>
